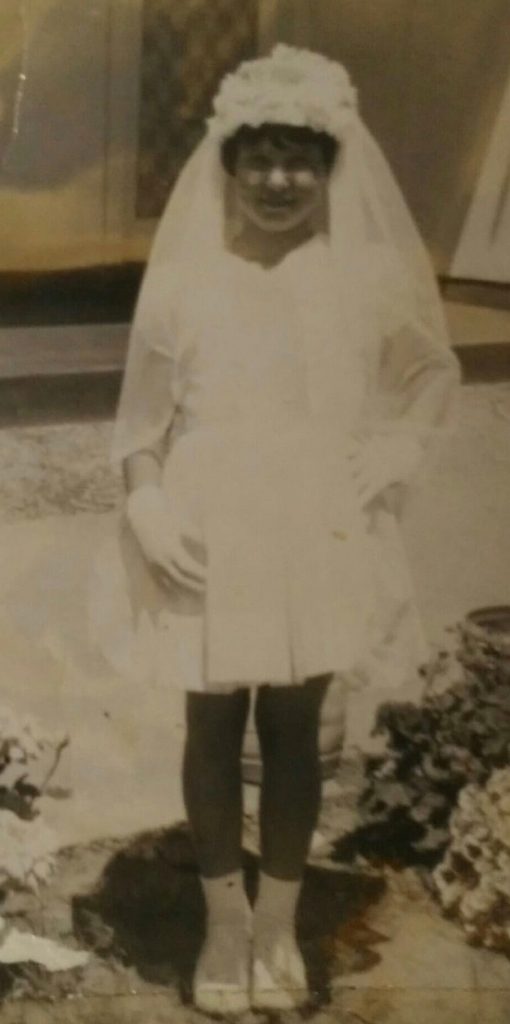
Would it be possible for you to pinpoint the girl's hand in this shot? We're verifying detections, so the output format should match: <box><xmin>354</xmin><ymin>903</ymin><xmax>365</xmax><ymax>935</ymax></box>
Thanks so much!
<box><xmin>348</xmin><ymin>433</ymin><xmax>423</xmax><ymax>508</ymax></box>
<box><xmin>126</xmin><ymin>484</ymin><xmax>206</xmax><ymax>593</ymax></box>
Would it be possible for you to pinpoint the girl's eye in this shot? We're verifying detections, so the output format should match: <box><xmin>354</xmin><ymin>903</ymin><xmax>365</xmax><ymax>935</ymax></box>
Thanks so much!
<box><xmin>243</xmin><ymin>156</ymin><xmax>272</xmax><ymax>172</ymax></box>
<box><xmin>285</xmin><ymin>158</ymin><xmax>309</xmax><ymax>172</ymax></box>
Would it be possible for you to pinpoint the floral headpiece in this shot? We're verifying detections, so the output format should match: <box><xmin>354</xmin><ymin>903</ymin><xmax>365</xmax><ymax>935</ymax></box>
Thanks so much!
<box><xmin>208</xmin><ymin>45</ymin><xmax>358</xmax><ymax>143</ymax></box>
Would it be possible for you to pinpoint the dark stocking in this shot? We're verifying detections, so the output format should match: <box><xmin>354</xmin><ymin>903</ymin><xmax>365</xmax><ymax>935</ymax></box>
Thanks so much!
<box><xmin>182</xmin><ymin>688</ymin><xmax>250</xmax><ymax>878</ymax></box>
<box><xmin>254</xmin><ymin>675</ymin><xmax>330</xmax><ymax>880</ymax></box>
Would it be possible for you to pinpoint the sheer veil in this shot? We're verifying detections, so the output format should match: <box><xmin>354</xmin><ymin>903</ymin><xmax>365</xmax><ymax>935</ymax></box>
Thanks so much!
<box><xmin>112</xmin><ymin>48</ymin><xmax>458</xmax><ymax>465</ymax></box>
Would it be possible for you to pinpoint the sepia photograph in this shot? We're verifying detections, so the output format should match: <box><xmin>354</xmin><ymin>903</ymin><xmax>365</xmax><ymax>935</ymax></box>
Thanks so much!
<box><xmin>0</xmin><ymin>2</ymin><xmax>509</xmax><ymax>1022</ymax></box>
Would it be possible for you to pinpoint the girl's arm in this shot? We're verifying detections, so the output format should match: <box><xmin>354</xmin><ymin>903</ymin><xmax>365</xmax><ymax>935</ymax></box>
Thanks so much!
<box><xmin>123</xmin><ymin>430</ymin><xmax>169</xmax><ymax>495</ymax></box>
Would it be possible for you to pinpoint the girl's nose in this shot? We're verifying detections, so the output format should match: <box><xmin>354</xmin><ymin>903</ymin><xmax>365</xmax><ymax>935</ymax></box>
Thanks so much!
<box><xmin>266</xmin><ymin>166</ymin><xmax>289</xmax><ymax>190</ymax></box>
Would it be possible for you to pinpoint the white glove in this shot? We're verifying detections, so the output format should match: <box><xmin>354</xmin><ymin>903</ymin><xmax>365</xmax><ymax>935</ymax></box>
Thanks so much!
<box><xmin>348</xmin><ymin>433</ymin><xmax>424</xmax><ymax>507</ymax></box>
<box><xmin>126</xmin><ymin>484</ymin><xmax>206</xmax><ymax>593</ymax></box>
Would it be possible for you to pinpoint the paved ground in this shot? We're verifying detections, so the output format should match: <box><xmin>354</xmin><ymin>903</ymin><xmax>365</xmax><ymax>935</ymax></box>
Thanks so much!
<box><xmin>3</xmin><ymin>833</ymin><xmax>510</xmax><ymax>1024</ymax></box>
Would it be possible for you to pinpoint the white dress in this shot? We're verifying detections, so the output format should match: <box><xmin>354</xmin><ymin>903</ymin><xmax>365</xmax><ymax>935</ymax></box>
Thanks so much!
<box><xmin>99</xmin><ymin>236</ymin><xmax>458</xmax><ymax>693</ymax></box>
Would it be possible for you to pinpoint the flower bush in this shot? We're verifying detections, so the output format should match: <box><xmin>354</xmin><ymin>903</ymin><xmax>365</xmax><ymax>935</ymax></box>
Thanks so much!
<box><xmin>0</xmin><ymin>707</ymin><xmax>68</xmax><ymax>892</ymax></box>
<box><xmin>433</xmin><ymin>768</ymin><xmax>510</xmax><ymax>954</ymax></box>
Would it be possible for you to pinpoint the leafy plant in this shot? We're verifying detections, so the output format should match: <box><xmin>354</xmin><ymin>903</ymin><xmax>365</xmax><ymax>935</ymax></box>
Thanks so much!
<box><xmin>334</xmin><ymin>618</ymin><xmax>510</xmax><ymax>867</ymax></box>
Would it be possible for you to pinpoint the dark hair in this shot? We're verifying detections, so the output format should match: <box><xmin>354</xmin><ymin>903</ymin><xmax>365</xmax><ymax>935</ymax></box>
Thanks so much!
<box><xmin>221</xmin><ymin>122</ymin><xmax>339</xmax><ymax>176</ymax></box>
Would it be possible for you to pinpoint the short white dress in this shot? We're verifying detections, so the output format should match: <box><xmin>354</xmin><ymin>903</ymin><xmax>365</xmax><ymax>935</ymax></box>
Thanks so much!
<box><xmin>94</xmin><ymin>236</ymin><xmax>458</xmax><ymax>693</ymax></box>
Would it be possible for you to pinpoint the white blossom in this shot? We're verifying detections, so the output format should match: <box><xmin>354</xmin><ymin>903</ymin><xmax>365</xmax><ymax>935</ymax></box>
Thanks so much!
<box><xmin>434</xmin><ymin>768</ymin><xmax>510</xmax><ymax>953</ymax></box>
<box><xmin>0</xmin><ymin>811</ymin><xmax>57</xmax><ymax>891</ymax></box>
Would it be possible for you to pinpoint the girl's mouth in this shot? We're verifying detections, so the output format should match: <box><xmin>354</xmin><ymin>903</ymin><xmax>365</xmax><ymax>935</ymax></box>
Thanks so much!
<box><xmin>258</xmin><ymin>194</ymin><xmax>297</xmax><ymax>211</ymax></box>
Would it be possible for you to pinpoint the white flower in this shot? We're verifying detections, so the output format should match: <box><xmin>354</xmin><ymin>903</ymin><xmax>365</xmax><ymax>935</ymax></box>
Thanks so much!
<box><xmin>0</xmin><ymin>811</ymin><xmax>57</xmax><ymax>891</ymax></box>
<box><xmin>433</xmin><ymin>767</ymin><xmax>510</xmax><ymax>953</ymax></box>
<box><xmin>0</xmin><ymin>706</ymin><xmax>65</xmax><ymax>763</ymax></box>
<box><xmin>208</xmin><ymin>45</ymin><xmax>358</xmax><ymax>143</ymax></box>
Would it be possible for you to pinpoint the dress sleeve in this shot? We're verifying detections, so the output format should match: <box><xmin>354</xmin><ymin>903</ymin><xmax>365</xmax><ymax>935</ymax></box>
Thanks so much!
<box><xmin>370</xmin><ymin>243</ymin><xmax>461</xmax><ymax>445</ymax></box>
<box><xmin>376</xmin><ymin>324</ymin><xmax>460</xmax><ymax>441</ymax></box>
<box><xmin>111</xmin><ymin>266</ymin><xmax>180</xmax><ymax>466</ymax></box>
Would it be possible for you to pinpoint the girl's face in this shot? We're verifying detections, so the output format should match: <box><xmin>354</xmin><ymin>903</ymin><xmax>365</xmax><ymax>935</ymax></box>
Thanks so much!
<box><xmin>232</xmin><ymin>136</ymin><xmax>329</xmax><ymax>234</ymax></box>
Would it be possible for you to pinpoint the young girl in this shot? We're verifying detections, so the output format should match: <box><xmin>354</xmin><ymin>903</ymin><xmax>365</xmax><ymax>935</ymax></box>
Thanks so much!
<box><xmin>112</xmin><ymin>46</ymin><xmax>459</xmax><ymax>1013</ymax></box>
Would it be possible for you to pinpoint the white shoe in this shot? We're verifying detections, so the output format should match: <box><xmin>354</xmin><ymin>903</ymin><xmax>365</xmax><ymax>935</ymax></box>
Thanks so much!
<box><xmin>250</xmin><ymin>872</ymin><xmax>309</xmax><ymax>1010</ymax></box>
<box><xmin>194</xmin><ymin>982</ymin><xmax>251</xmax><ymax>1015</ymax></box>
<box><xmin>193</xmin><ymin>922</ymin><xmax>251</xmax><ymax>1015</ymax></box>
<box><xmin>251</xmin><ymin>931</ymin><xmax>309</xmax><ymax>1011</ymax></box>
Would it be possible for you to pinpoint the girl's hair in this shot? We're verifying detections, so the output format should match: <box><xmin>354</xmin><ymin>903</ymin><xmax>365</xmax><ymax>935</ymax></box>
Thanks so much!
<box><xmin>221</xmin><ymin>122</ymin><xmax>339</xmax><ymax>176</ymax></box>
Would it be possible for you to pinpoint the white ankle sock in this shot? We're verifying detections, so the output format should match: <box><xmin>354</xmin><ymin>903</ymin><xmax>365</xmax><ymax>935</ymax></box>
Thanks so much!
<box><xmin>194</xmin><ymin>871</ymin><xmax>252</xmax><ymax>1014</ymax></box>
<box><xmin>255</xmin><ymin>873</ymin><xmax>301</xmax><ymax>926</ymax></box>
<box><xmin>252</xmin><ymin>873</ymin><xmax>308</xmax><ymax>1009</ymax></box>
<box><xmin>201</xmin><ymin>870</ymin><xmax>251</xmax><ymax>922</ymax></box>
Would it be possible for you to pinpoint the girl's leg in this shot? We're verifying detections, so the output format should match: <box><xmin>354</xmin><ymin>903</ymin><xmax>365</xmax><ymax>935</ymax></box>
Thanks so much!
<box><xmin>183</xmin><ymin>688</ymin><xmax>250</xmax><ymax>877</ymax></box>
<box><xmin>183</xmin><ymin>688</ymin><xmax>252</xmax><ymax>1014</ymax></box>
<box><xmin>255</xmin><ymin>676</ymin><xmax>329</xmax><ymax>877</ymax></box>
<box><xmin>252</xmin><ymin>675</ymin><xmax>330</xmax><ymax>1009</ymax></box>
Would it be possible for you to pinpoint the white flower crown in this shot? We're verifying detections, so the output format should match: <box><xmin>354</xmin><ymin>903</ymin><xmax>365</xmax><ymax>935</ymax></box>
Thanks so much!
<box><xmin>208</xmin><ymin>45</ymin><xmax>358</xmax><ymax>143</ymax></box>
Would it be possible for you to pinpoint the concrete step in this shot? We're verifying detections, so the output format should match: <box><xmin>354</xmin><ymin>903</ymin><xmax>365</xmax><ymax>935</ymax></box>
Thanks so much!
<box><xmin>0</xmin><ymin>324</ymin><xmax>127</xmax><ymax>426</ymax></box>
<box><xmin>0</xmin><ymin>312</ymin><xmax>509</xmax><ymax>427</ymax></box>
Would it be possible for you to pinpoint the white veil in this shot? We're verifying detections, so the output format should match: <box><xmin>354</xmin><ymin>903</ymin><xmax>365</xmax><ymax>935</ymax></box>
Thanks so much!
<box><xmin>112</xmin><ymin>49</ymin><xmax>459</xmax><ymax>465</ymax></box>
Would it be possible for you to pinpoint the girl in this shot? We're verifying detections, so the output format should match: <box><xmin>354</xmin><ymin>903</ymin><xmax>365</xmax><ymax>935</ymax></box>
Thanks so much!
<box><xmin>112</xmin><ymin>46</ymin><xmax>459</xmax><ymax>1013</ymax></box>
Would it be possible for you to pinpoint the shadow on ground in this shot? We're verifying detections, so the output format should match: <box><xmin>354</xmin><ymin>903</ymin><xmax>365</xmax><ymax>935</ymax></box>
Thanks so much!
<box><xmin>72</xmin><ymin>824</ymin><xmax>387</xmax><ymax>1010</ymax></box>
